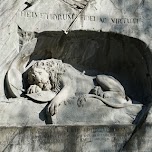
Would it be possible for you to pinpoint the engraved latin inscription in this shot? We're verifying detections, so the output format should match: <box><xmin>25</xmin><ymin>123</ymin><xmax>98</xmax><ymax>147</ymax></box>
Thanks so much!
<box><xmin>19</xmin><ymin>11</ymin><xmax>96</xmax><ymax>21</ymax></box>
<box><xmin>18</xmin><ymin>11</ymin><xmax>139</xmax><ymax>25</ymax></box>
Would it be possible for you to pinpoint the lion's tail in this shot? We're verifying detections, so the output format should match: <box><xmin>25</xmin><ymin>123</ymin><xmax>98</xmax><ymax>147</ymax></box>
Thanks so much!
<box><xmin>85</xmin><ymin>94</ymin><xmax>132</xmax><ymax>108</ymax></box>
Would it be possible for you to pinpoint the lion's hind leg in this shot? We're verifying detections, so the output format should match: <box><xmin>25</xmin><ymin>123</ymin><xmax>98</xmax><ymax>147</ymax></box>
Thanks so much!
<box><xmin>96</xmin><ymin>75</ymin><xmax>125</xmax><ymax>96</ymax></box>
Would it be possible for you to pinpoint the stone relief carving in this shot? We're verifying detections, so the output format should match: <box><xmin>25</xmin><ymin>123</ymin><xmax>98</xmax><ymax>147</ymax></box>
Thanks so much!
<box><xmin>1</xmin><ymin>0</ymin><xmax>152</xmax><ymax>150</ymax></box>
<box><xmin>5</xmin><ymin>28</ymin><xmax>149</xmax><ymax>125</ymax></box>
<box><xmin>25</xmin><ymin>59</ymin><xmax>132</xmax><ymax>116</ymax></box>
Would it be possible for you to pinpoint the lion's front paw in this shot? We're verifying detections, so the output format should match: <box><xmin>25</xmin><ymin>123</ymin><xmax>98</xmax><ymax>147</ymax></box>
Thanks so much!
<box><xmin>90</xmin><ymin>86</ymin><xmax>103</xmax><ymax>97</ymax></box>
<box><xmin>27</xmin><ymin>85</ymin><xmax>42</xmax><ymax>94</ymax></box>
<box><xmin>47</xmin><ymin>100</ymin><xmax>59</xmax><ymax>116</ymax></box>
<box><xmin>77</xmin><ymin>95</ymin><xmax>87</xmax><ymax>107</ymax></box>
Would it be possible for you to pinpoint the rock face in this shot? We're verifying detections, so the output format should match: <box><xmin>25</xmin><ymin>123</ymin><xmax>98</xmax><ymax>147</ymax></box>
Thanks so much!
<box><xmin>0</xmin><ymin>0</ymin><xmax>152</xmax><ymax>151</ymax></box>
<box><xmin>0</xmin><ymin>125</ymin><xmax>135</xmax><ymax>152</ymax></box>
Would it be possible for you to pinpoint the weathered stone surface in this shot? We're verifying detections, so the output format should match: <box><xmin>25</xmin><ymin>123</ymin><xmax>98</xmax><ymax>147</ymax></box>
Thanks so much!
<box><xmin>0</xmin><ymin>125</ymin><xmax>135</xmax><ymax>152</ymax></box>
<box><xmin>0</xmin><ymin>97</ymin><xmax>142</xmax><ymax>126</ymax></box>
<box><xmin>1</xmin><ymin>124</ymin><xmax>152</xmax><ymax>152</ymax></box>
<box><xmin>122</xmin><ymin>123</ymin><xmax>152</xmax><ymax>152</ymax></box>
<box><xmin>0</xmin><ymin>98</ymin><xmax>47</xmax><ymax>126</ymax></box>
<box><xmin>0</xmin><ymin>0</ymin><xmax>152</xmax><ymax>151</ymax></box>
<box><xmin>51</xmin><ymin>97</ymin><xmax>142</xmax><ymax>125</ymax></box>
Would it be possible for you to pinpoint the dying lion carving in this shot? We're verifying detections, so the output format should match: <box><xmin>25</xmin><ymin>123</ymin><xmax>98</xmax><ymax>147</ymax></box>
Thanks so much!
<box><xmin>27</xmin><ymin>59</ymin><xmax>132</xmax><ymax>116</ymax></box>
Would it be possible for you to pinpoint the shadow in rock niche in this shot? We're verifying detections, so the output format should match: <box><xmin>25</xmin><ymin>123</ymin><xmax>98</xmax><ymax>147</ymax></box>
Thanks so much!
<box><xmin>19</xmin><ymin>29</ymin><xmax>152</xmax><ymax>106</ymax></box>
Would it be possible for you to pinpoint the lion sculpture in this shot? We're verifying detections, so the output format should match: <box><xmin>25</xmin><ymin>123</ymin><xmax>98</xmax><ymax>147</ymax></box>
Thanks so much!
<box><xmin>27</xmin><ymin>58</ymin><xmax>132</xmax><ymax>116</ymax></box>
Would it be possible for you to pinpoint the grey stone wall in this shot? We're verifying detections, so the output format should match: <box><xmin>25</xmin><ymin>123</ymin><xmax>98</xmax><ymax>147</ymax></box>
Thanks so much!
<box><xmin>0</xmin><ymin>125</ymin><xmax>134</xmax><ymax>152</ymax></box>
<box><xmin>1</xmin><ymin>124</ymin><xmax>152</xmax><ymax>152</ymax></box>
<box><xmin>0</xmin><ymin>0</ymin><xmax>152</xmax><ymax>151</ymax></box>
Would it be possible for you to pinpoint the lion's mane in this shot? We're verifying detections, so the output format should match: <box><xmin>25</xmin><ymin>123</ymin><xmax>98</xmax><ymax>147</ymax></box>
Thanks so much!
<box><xmin>29</xmin><ymin>59</ymin><xmax>65</xmax><ymax>93</ymax></box>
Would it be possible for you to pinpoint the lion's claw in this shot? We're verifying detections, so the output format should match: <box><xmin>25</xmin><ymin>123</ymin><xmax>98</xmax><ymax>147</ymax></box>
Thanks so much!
<box><xmin>47</xmin><ymin>101</ymin><xmax>58</xmax><ymax>116</ymax></box>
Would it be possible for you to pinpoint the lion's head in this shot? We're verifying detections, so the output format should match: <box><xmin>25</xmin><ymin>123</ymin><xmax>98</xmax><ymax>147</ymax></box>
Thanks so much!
<box><xmin>28</xmin><ymin>59</ymin><xmax>65</xmax><ymax>93</ymax></box>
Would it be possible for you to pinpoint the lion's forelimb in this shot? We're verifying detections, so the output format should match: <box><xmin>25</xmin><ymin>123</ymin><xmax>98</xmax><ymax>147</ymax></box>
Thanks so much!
<box><xmin>48</xmin><ymin>84</ymin><xmax>74</xmax><ymax>115</ymax></box>
<box><xmin>84</xmin><ymin>94</ymin><xmax>132</xmax><ymax>108</ymax></box>
<box><xmin>51</xmin><ymin>86</ymin><xmax>73</xmax><ymax>104</ymax></box>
